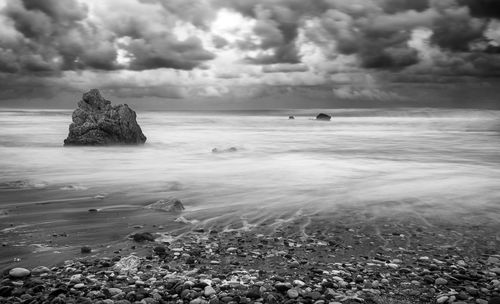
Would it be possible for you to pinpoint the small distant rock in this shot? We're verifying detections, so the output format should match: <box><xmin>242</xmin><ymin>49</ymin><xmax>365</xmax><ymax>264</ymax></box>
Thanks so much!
<box><xmin>435</xmin><ymin>278</ymin><xmax>448</xmax><ymax>285</ymax></box>
<box><xmin>81</xmin><ymin>246</ymin><xmax>92</xmax><ymax>253</ymax></box>
<box><xmin>289</xmin><ymin>116</ymin><xmax>295</xmax><ymax>119</ymax></box>
<box><xmin>131</xmin><ymin>232</ymin><xmax>155</xmax><ymax>242</ymax></box>
<box><xmin>146</xmin><ymin>198</ymin><xmax>184</xmax><ymax>212</ymax></box>
<box><xmin>212</xmin><ymin>147</ymin><xmax>238</xmax><ymax>153</ymax></box>
<box><xmin>316</xmin><ymin>113</ymin><xmax>331</xmax><ymax>121</ymax></box>
<box><xmin>9</xmin><ymin>267</ymin><xmax>30</xmax><ymax>279</ymax></box>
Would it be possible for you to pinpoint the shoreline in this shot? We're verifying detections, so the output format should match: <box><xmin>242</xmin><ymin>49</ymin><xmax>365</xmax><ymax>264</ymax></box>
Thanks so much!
<box><xmin>1</xmin><ymin>215</ymin><xmax>499</xmax><ymax>304</ymax></box>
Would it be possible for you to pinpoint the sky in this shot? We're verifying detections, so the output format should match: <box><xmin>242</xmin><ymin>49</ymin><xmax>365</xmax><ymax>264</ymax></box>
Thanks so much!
<box><xmin>0</xmin><ymin>0</ymin><xmax>500</xmax><ymax>109</ymax></box>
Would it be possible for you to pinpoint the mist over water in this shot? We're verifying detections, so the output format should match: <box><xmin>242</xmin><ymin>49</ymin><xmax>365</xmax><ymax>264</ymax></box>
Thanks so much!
<box><xmin>1</xmin><ymin>108</ymin><xmax>500</xmax><ymax>233</ymax></box>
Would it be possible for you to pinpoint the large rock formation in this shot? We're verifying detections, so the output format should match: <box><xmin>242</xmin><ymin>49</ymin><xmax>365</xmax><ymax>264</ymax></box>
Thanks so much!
<box><xmin>64</xmin><ymin>89</ymin><xmax>146</xmax><ymax>145</ymax></box>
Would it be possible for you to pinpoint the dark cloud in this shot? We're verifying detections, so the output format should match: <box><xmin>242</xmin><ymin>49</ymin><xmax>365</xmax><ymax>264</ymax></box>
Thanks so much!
<box><xmin>106</xmin><ymin>86</ymin><xmax>186</xmax><ymax>99</ymax></box>
<box><xmin>1</xmin><ymin>0</ymin><xmax>119</xmax><ymax>72</ymax></box>
<box><xmin>125</xmin><ymin>36</ymin><xmax>215</xmax><ymax>70</ymax></box>
<box><xmin>459</xmin><ymin>0</ymin><xmax>500</xmax><ymax>19</ymax></box>
<box><xmin>317</xmin><ymin>7</ymin><xmax>423</xmax><ymax>69</ymax></box>
<box><xmin>0</xmin><ymin>72</ymin><xmax>69</xmax><ymax>100</ymax></box>
<box><xmin>429</xmin><ymin>2</ymin><xmax>487</xmax><ymax>51</ymax></box>
<box><xmin>0</xmin><ymin>0</ymin><xmax>215</xmax><ymax>74</ymax></box>
<box><xmin>380</xmin><ymin>0</ymin><xmax>429</xmax><ymax>14</ymax></box>
<box><xmin>1</xmin><ymin>0</ymin><xmax>500</xmax><ymax>104</ymax></box>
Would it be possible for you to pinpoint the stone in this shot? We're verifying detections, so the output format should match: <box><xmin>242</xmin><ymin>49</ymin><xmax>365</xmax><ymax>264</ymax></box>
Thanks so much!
<box><xmin>435</xmin><ymin>278</ymin><xmax>448</xmax><ymax>285</ymax></box>
<box><xmin>316</xmin><ymin>113</ymin><xmax>331</xmax><ymax>121</ymax></box>
<box><xmin>490</xmin><ymin>268</ymin><xmax>500</xmax><ymax>275</ymax></box>
<box><xmin>64</xmin><ymin>89</ymin><xmax>146</xmax><ymax>145</ymax></box>
<box><xmin>9</xmin><ymin>267</ymin><xmax>30</xmax><ymax>279</ymax></box>
<box><xmin>31</xmin><ymin>266</ymin><xmax>50</xmax><ymax>275</ymax></box>
<box><xmin>108</xmin><ymin>288</ymin><xmax>123</xmax><ymax>296</ymax></box>
<box><xmin>70</xmin><ymin>274</ymin><xmax>82</xmax><ymax>283</ymax></box>
<box><xmin>81</xmin><ymin>246</ymin><xmax>92</xmax><ymax>253</ymax></box>
<box><xmin>113</xmin><ymin>255</ymin><xmax>141</xmax><ymax>274</ymax></box>
<box><xmin>204</xmin><ymin>285</ymin><xmax>216</xmax><ymax>297</ymax></box>
<box><xmin>246</xmin><ymin>285</ymin><xmax>261</xmax><ymax>299</ymax></box>
<box><xmin>289</xmin><ymin>116</ymin><xmax>295</xmax><ymax>119</ymax></box>
<box><xmin>212</xmin><ymin>147</ymin><xmax>238</xmax><ymax>153</ymax></box>
<box><xmin>190</xmin><ymin>298</ymin><xmax>208</xmax><ymax>304</ymax></box>
<box><xmin>145</xmin><ymin>198</ymin><xmax>184</xmax><ymax>212</ymax></box>
<box><xmin>287</xmin><ymin>289</ymin><xmax>299</xmax><ymax>298</ymax></box>
<box><xmin>131</xmin><ymin>232</ymin><xmax>155</xmax><ymax>242</ymax></box>
<box><xmin>74</xmin><ymin>283</ymin><xmax>85</xmax><ymax>289</ymax></box>
<box><xmin>275</xmin><ymin>282</ymin><xmax>292</xmax><ymax>292</ymax></box>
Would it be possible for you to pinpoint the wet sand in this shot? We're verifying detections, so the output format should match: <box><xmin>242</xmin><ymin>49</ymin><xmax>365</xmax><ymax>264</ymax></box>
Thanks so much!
<box><xmin>1</xmin><ymin>181</ymin><xmax>499</xmax><ymax>269</ymax></box>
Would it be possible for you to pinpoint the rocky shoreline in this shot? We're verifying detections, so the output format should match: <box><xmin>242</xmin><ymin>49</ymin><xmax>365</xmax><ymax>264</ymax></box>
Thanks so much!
<box><xmin>1</xmin><ymin>222</ymin><xmax>499</xmax><ymax>304</ymax></box>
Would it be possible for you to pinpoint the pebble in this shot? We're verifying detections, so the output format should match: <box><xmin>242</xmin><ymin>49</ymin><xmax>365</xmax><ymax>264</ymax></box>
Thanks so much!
<box><xmin>9</xmin><ymin>267</ymin><xmax>31</xmax><ymax>278</ymax></box>
<box><xmin>1</xmin><ymin>223</ymin><xmax>497</xmax><ymax>304</ymax></box>
<box><xmin>204</xmin><ymin>285</ymin><xmax>217</xmax><ymax>297</ymax></box>
<box><xmin>190</xmin><ymin>298</ymin><xmax>208</xmax><ymax>304</ymax></box>
<box><xmin>31</xmin><ymin>265</ymin><xmax>50</xmax><ymax>275</ymax></box>
<box><xmin>70</xmin><ymin>274</ymin><xmax>82</xmax><ymax>283</ymax></box>
<box><xmin>490</xmin><ymin>268</ymin><xmax>500</xmax><ymax>275</ymax></box>
<box><xmin>287</xmin><ymin>288</ymin><xmax>299</xmax><ymax>298</ymax></box>
<box><xmin>108</xmin><ymin>288</ymin><xmax>123</xmax><ymax>296</ymax></box>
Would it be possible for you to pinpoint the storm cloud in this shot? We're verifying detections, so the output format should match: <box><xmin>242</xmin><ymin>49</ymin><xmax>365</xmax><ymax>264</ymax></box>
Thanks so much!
<box><xmin>0</xmin><ymin>0</ymin><xmax>500</xmax><ymax>103</ymax></box>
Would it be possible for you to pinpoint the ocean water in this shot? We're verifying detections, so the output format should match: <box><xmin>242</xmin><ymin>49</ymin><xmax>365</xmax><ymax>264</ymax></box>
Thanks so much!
<box><xmin>1</xmin><ymin>108</ymin><xmax>500</xmax><ymax>246</ymax></box>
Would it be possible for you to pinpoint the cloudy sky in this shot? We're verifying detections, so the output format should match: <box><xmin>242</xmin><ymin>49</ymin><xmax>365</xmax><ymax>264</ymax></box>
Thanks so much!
<box><xmin>0</xmin><ymin>0</ymin><xmax>500</xmax><ymax>109</ymax></box>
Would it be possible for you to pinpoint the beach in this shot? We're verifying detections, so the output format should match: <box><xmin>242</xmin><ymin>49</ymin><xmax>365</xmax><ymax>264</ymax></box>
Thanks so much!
<box><xmin>0</xmin><ymin>108</ymin><xmax>499</xmax><ymax>303</ymax></box>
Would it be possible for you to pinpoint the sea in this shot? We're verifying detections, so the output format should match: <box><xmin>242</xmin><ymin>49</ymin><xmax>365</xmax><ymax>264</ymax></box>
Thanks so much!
<box><xmin>0</xmin><ymin>108</ymin><xmax>499</xmax><ymax>266</ymax></box>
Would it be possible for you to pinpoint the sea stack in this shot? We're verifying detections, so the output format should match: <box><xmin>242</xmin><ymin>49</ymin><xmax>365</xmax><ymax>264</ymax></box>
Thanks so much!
<box><xmin>64</xmin><ymin>89</ymin><xmax>147</xmax><ymax>145</ymax></box>
<box><xmin>316</xmin><ymin>113</ymin><xmax>331</xmax><ymax>121</ymax></box>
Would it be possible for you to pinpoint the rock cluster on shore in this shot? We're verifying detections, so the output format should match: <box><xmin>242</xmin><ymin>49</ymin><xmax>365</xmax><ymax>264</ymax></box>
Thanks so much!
<box><xmin>64</xmin><ymin>89</ymin><xmax>146</xmax><ymax>146</ymax></box>
<box><xmin>1</xmin><ymin>225</ymin><xmax>499</xmax><ymax>304</ymax></box>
